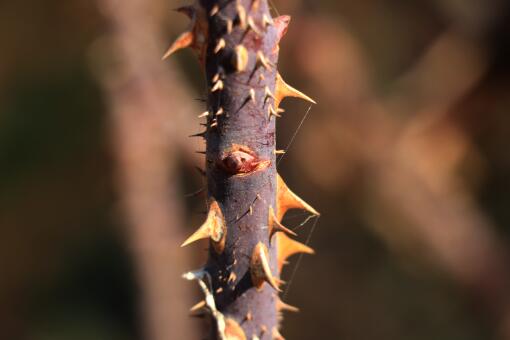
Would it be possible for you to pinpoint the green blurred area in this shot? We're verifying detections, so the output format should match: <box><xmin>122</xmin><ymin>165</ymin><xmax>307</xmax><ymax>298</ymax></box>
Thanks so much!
<box><xmin>1</xmin><ymin>0</ymin><xmax>510</xmax><ymax>339</ymax></box>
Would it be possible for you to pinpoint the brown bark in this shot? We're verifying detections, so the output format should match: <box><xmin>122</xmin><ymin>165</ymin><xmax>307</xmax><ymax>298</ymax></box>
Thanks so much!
<box><xmin>170</xmin><ymin>1</ymin><xmax>318</xmax><ymax>338</ymax></box>
<box><xmin>203</xmin><ymin>1</ymin><xmax>279</xmax><ymax>337</ymax></box>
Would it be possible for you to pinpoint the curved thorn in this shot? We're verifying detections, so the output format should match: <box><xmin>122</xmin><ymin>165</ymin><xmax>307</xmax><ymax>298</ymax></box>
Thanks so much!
<box><xmin>189</xmin><ymin>300</ymin><xmax>206</xmax><ymax>313</ymax></box>
<box><xmin>272</xmin><ymin>327</ymin><xmax>285</xmax><ymax>340</ymax></box>
<box><xmin>181</xmin><ymin>199</ymin><xmax>226</xmax><ymax>253</ymax></box>
<box><xmin>214</xmin><ymin>38</ymin><xmax>226</xmax><ymax>53</ymax></box>
<box><xmin>250</xmin><ymin>242</ymin><xmax>282</xmax><ymax>291</ymax></box>
<box><xmin>274</xmin><ymin>73</ymin><xmax>316</xmax><ymax>107</ymax></box>
<box><xmin>277</xmin><ymin>174</ymin><xmax>319</xmax><ymax>221</ymax></box>
<box><xmin>276</xmin><ymin>233</ymin><xmax>314</xmax><ymax>272</ymax></box>
<box><xmin>277</xmin><ymin>299</ymin><xmax>300</xmax><ymax>313</ymax></box>
<box><xmin>162</xmin><ymin>31</ymin><xmax>194</xmax><ymax>60</ymax></box>
<box><xmin>268</xmin><ymin>206</ymin><xmax>297</xmax><ymax>242</ymax></box>
<box><xmin>224</xmin><ymin>318</ymin><xmax>246</xmax><ymax>340</ymax></box>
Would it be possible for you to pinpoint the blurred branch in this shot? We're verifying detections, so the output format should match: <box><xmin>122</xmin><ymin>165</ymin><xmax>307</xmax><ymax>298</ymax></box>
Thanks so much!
<box><xmin>92</xmin><ymin>0</ymin><xmax>203</xmax><ymax>339</ymax></box>
<box><xmin>290</xmin><ymin>15</ymin><xmax>510</xmax><ymax>338</ymax></box>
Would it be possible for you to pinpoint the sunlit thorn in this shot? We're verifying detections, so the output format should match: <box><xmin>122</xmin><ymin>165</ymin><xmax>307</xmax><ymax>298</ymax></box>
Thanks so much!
<box><xmin>268</xmin><ymin>206</ymin><xmax>297</xmax><ymax>241</ymax></box>
<box><xmin>209</xmin><ymin>4</ymin><xmax>219</xmax><ymax>16</ymax></box>
<box><xmin>225</xmin><ymin>18</ymin><xmax>234</xmax><ymax>34</ymax></box>
<box><xmin>189</xmin><ymin>131</ymin><xmax>206</xmax><ymax>138</ymax></box>
<box><xmin>162</xmin><ymin>31</ymin><xmax>194</xmax><ymax>60</ymax></box>
<box><xmin>244</xmin><ymin>311</ymin><xmax>253</xmax><ymax>322</ymax></box>
<box><xmin>227</xmin><ymin>272</ymin><xmax>237</xmax><ymax>284</ymax></box>
<box><xmin>250</xmin><ymin>0</ymin><xmax>260</xmax><ymax>11</ymax></box>
<box><xmin>276</xmin><ymin>233</ymin><xmax>314</xmax><ymax>272</ymax></box>
<box><xmin>236</xmin><ymin>3</ymin><xmax>247</xmax><ymax>29</ymax></box>
<box><xmin>262</xmin><ymin>13</ymin><xmax>274</xmax><ymax>28</ymax></box>
<box><xmin>250</xmin><ymin>242</ymin><xmax>281</xmax><ymax>291</ymax></box>
<box><xmin>198</xmin><ymin>111</ymin><xmax>209</xmax><ymax>118</ymax></box>
<box><xmin>268</xmin><ymin>105</ymin><xmax>281</xmax><ymax>118</ymax></box>
<box><xmin>277</xmin><ymin>299</ymin><xmax>300</xmax><ymax>313</ymax></box>
<box><xmin>214</xmin><ymin>38</ymin><xmax>226</xmax><ymax>53</ymax></box>
<box><xmin>277</xmin><ymin>174</ymin><xmax>319</xmax><ymax>220</ymax></box>
<box><xmin>272</xmin><ymin>327</ymin><xmax>285</xmax><ymax>340</ymax></box>
<box><xmin>247</xmin><ymin>16</ymin><xmax>262</xmax><ymax>36</ymax></box>
<box><xmin>275</xmin><ymin>73</ymin><xmax>316</xmax><ymax>107</ymax></box>
<box><xmin>189</xmin><ymin>300</ymin><xmax>206</xmax><ymax>314</ymax></box>
<box><xmin>233</xmin><ymin>45</ymin><xmax>249</xmax><ymax>72</ymax></box>
<box><xmin>211</xmin><ymin>80</ymin><xmax>224</xmax><ymax>92</ymax></box>
<box><xmin>249</xmin><ymin>88</ymin><xmax>256</xmax><ymax>103</ymax></box>
<box><xmin>181</xmin><ymin>199</ymin><xmax>226</xmax><ymax>253</ymax></box>
<box><xmin>225</xmin><ymin>318</ymin><xmax>246</xmax><ymax>340</ymax></box>
<box><xmin>264</xmin><ymin>86</ymin><xmax>276</xmax><ymax>104</ymax></box>
<box><xmin>256</xmin><ymin>51</ymin><xmax>273</xmax><ymax>70</ymax></box>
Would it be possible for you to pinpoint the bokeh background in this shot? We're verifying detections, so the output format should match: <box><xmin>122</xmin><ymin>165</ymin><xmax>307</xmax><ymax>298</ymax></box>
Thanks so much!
<box><xmin>2</xmin><ymin>0</ymin><xmax>510</xmax><ymax>339</ymax></box>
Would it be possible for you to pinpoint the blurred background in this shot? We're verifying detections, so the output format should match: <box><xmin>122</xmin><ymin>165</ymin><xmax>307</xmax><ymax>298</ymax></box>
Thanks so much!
<box><xmin>1</xmin><ymin>0</ymin><xmax>510</xmax><ymax>339</ymax></box>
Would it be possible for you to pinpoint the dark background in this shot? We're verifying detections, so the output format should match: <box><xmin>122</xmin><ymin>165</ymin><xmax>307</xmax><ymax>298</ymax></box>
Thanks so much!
<box><xmin>1</xmin><ymin>0</ymin><xmax>510</xmax><ymax>339</ymax></box>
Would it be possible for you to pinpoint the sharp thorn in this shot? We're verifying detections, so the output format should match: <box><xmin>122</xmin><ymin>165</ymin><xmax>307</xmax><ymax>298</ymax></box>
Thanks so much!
<box><xmin>249</xmin><ymin>88</ymin><xmax>256</xmax><ymax>103</ymax></box>
<box><xmin>262</xmin><ymin>13</ymin><xmax>274</xmax><ymax>28</ymax></box>
<box><xmin>211</xmin><ymin>80</ymin><xmax>224</xmax><ymax>92</ymax></box>
<box><xmin>233</xmin><ymin>45</ymin><xmax>249</xmax><ymax>72</ymax></box>
<box><xmin>189</xmin><ymin>300</ymin><xmax>206</xmax><ymax>313</ymax></box>
<box><xmin>225</xmin><ymin>18</ymin><xmax>233</xmax><ymax>34</ymax></box>
<box><xmin>256</xmin><ymin>51</ymin><xmax>273</xmax><ymax>70</ymax></box>
<box><xmin>236</xmin><ymin>3</ymin><xmax>247</xmax><ymax>29</ymax></box>
<box><xmin>276</xmin><ymin>233</ymin><xmax>314</xmax><ymax>272</ymax></box>
<box><xmin>268</xmin><ymin>206</ymin><xmax>297</xmax><ymax>241</ymax></box>
<box><xmin>275</xmin><ymin>73</ymin><xmax>316</xmax><ymax>107</ymax></box>
<box><xmin>268</xmin><ymin>105</ymin><xmax>281</xmax><ymax>118</ymax></box>
<box><xmin>189</xmin><ymin>131</ymin><xmax>206</xmax><ymax>138</ymax></box>
<box><xmin>162</xmin><ymin>31</ymin><xmax>194</xmax><ymax>60</ymax></box>
<box><xmin>277</xmin><ymin>174</ymin><xmax>319</xmax><ymax>220</ymax></box>
<box><xmin>214</xmin><ymin>38</ymin><xmax>226</xmax><ymax>53</ymax></box>
<box><xmin>210</xmin><ymin>4</ymin><xmax>219</xmax><ymax>16</ymax></box>
<box><xmin>247</xmin><ymin>16</ymin><xmax>262</xmax><ymax>36</ymax></box>
<box><xmin>277</xmin><ymin>299</ymin><xmax>300</xmax><ymax>313</ymax></box>
<box><xmin>225</xmin><ymin>318</ymin><xmax>247</xmax><ymax>340</ymax></box>
<box><xmin>181</xmin><ymin>199</ymin><xmax>226</xmax><ymax>253</ymax></box>
<box><xmin>272</xmin><ymin>327</ymin><xmax>285</xmax><ymax>340</ymax></box>
<box><xmin>250</xmin><ymin>242</ymin><xmax>282</xmax><ymax>291</ymax></box>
